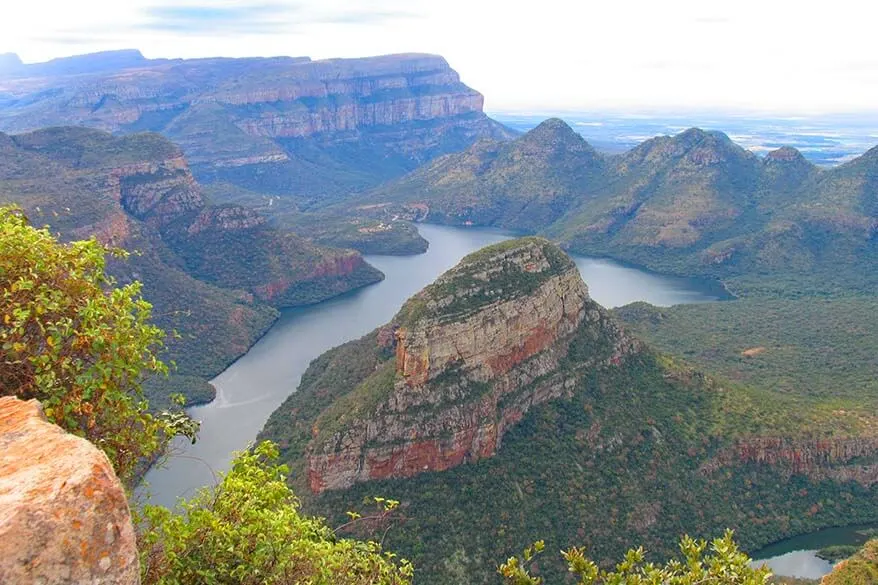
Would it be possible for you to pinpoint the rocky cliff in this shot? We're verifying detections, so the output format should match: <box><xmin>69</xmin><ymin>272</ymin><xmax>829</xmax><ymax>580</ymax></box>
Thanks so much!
<box><xmin>0</xmin><ymin>397</ymin><xmax>139</xmax><ymax>584</ymax></box>
<box><xmin>700</xmin><ymin>436</ymin><xmax>878</xmax><ymax>486</ymax></box>
<box><xmin>296</xmin><ymin>238</ymin><xmax>638</xmax><ymax>492</ymax></box>
<box><xmin>0</xmin><ymin>51</ymin><xmax>514</xmax><ymax>202</ymax></box>
<box><xmin>0</xmin><ymin>126</ymin><xmax>381</xmax><ymax>406</ymax></box>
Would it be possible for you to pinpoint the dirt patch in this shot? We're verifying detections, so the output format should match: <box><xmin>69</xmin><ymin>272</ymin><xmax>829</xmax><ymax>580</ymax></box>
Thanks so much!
<box><xmin>741</xmin><ymin>346</ymin><xmax>767</xmax><ymax>357</ymax></box>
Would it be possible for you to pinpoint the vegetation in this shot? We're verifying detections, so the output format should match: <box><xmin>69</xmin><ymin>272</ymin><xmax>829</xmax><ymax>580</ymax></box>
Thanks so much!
<box><xmin>0</xmin><ymin>208</ymin><xmax>412</xmax><ymax>583</ymax></box>
<box><xmin>499</xmin><ymin>532</ymin><xmax>771</xmax><ymax>585</ymax></box>
<box><xmin>138</xmin><ymin>441</ymin><xmax>412</xmax><ymax>585</ymax></box>
<box><xmin>264</xmin><ymin>337</ymin><xmax>878</xmax><ymax>584</ymax></box>
<box><xmin>821</xmin><ymin>540</ymin><xmax>878</xmax><ymax>585</ymax></box>
<box><xmin>614</xmin><ymin>297</ymin><xmax>878</xmax><ymax>414</ymax></box>
<box><xmin>0</xmin><ymin>207</ymin><xmax>195</xmax><ymax>482</ymax></box>
<box><xmin>818</xmin><ymin>545</ymin><xmax>863</xmax><ymax>562</ymax></box>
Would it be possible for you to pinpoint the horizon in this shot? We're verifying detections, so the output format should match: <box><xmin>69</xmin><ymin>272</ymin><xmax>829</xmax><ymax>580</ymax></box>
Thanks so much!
<box><xmin>3</xmin><ymin>0</ymin><xmax>878</xmax><ymax>115</ymax></box>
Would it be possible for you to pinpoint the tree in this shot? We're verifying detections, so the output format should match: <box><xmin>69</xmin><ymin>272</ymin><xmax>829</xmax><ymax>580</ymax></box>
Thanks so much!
<box><xmin>822</xmin><ymin>540</ymin><xmax>878</xmax><ymax>585</ymax></box>
<box><xmin>138</xmin><ymin>441</ymin><xmax>413</xmax><ymax>585</ymax></box>
<box><xmin>0</xmin><ymin>206</ymin><xmax>193</xmax><ymax>482</ymax></box>
<box><xmin>499</xmin><ymin>531</ymin><xmax>772</xmax><ymax>585</ymax></box>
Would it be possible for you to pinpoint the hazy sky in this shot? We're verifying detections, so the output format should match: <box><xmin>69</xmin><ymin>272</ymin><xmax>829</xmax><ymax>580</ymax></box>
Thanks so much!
<box><xmin>2</xmin><ymin>0</ymin><xmax>877</xmax><ymax>114</ymax></box>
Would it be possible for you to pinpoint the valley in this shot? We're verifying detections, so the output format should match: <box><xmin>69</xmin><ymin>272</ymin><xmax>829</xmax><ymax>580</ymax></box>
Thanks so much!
<box><xmin>2</xmin><ymin>44</ymin><xmax>877</xmax><ymax>585</ymax></box>
<box><xmin>142</xmin><ymin>223</ymin><xmax>722</xmax><ymax>507</ymax></box>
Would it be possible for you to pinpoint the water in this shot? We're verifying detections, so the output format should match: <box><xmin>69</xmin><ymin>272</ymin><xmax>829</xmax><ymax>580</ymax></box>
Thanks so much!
<box><xmin>140</xmin><ymin>224</ymin><xmax>723</xmax><ymax>507</ymax></box>
<box><xmin>751</xmin><ymin>524</ymin><xmax>878</xmax><ymax>579</ymax></box>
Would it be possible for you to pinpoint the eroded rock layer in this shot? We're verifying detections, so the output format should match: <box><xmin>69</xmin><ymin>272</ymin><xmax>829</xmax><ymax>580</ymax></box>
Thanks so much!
<box><xmin>0</xmin><ymin>52</ymin><xmax>512</xmax><ymax>175</ymax></box>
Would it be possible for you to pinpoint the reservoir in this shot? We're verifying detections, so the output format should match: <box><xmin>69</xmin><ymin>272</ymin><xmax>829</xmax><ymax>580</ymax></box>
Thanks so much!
<box><xmin>141</xmin><ymin>224</ymin><xmax>726</xmax><ymax>507</ymax></box>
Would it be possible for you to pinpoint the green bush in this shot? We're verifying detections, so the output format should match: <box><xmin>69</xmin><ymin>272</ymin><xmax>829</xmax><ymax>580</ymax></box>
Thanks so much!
<box><xmin>138</xmin><ymin>441</ymin><xmax>413</xmax><ymax>585</ymax></box>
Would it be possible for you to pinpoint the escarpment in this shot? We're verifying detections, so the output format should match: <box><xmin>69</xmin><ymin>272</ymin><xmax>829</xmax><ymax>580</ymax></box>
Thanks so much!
<box><xmin>0</xmin><ymin>52</ymin><xmax>514</xmax><ymax>200</ymax></box>
<box><xmin>300</xmin><ymin>238</ymin><xmax>639</xmax><ymax>492</ymax></box>
<box><xmin>0</xmin><ymin>397</ymin><xmax>139</xmax><ymax>584</ymax></box>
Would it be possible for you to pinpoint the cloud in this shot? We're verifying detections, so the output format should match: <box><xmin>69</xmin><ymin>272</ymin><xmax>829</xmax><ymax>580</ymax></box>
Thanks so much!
<box><xmin>139</xmin><ymin>3</ymin><xmax>297</xmax><ymax>34</ymax></box>
<box><xmin>693</xmin><ymin>16</ymin><xmax>731</xmax><ymax>24</ymax></box>
<box><xmin>137</xmin><ymin>2</ymin><xmax>420</xmax><ymax>34</ymax></box>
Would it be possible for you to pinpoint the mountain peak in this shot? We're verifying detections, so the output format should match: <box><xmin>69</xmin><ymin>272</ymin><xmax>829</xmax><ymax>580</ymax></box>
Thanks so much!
<box><xmin>400</xmin><ymin>237</ymin><xmax>577</xmax><ymax>326</ymax></box>
<box><xmin>524</xmin><ymin>117</ymin><xmax>580</xmax><ymax>140</ymax></box>
<box><xmin>515</xmin><ymin>117</ymin><xmax>597</xmax><ymax>157</ymax></box>
<box><xmin>0</xmin><ymin>53</ymin><xmax>22</xmax><ymax>74</ymax></box>
<box><xmin>765</xmin><ymin>146</ymin><xmax>806</xmax><ymax>163</ymax></box>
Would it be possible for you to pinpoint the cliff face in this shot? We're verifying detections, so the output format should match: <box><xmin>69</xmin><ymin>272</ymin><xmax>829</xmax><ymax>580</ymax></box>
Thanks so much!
<box><xmin>0</xmin><ymin>51</ymin><xmax>513</xmax><ymax>201</ymax></box>
<box><xmin>0</xmin><ymin>127</ymin><xmax>381</xmax><ymax>407</ymax></box>
<box><xmin>0</xmin><ymin>397</ymin><xmax>139</xmax><ymax>584</ymax></box>
<box><xmin>306</xmin><ymin>238</ymin><xmax>638</xmax><ymax>492</ymax></box>
<box><xmin>700</xmin><ymin>436</ymin><xmax>878</xmax><ymax>486</ymax></box>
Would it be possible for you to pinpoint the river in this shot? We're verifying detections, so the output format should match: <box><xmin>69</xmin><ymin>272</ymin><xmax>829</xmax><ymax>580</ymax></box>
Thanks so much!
<box><xmin>752</xmin><ymin>523</ymin><xmax>878</xmax><ymax>579</ymax></box>
<box><xmin>140</xmin><ymin>224</ymin><xmax>725</xmax><ymax>507</ymax></box>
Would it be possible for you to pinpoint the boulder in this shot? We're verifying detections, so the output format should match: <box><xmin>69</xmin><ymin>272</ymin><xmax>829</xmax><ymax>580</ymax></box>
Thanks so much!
<box><xmin>0</xmin><ymin>396</ymin><xmax>139</xmax><ymax>584</ymax></box>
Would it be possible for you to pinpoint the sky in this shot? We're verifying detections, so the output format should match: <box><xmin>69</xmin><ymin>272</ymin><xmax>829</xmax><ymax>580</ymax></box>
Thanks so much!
<box><xmin>2</xmin><ymin>0</ymin><xmax>878</xmax><ymax>114</ymax></box>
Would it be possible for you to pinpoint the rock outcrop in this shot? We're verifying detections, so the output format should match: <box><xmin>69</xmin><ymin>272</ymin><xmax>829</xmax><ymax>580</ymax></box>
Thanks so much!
<box><xmin>0</xmin><ymin>397</ymin><xmax>139</xmax><ymax>584</ymax></box>
<box><xmin>306</xmin><ymin>238</ymin><xmax>638</xmax><ymax>492</ymax></box>
<box><xmin>701</xmin><ymin>435</ymin><xmax>878</xmax><ymax>486</ymax></box>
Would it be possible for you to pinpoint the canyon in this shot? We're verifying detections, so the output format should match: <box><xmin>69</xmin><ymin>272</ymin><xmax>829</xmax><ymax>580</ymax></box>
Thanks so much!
<box><xmin>0</xmin><ymin>126</ymin><xmax>382</xmax><ymax>405</ymax></box>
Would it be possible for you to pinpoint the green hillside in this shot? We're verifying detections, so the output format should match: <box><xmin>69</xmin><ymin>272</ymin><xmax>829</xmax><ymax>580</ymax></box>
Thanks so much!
<box><xmin>0</xmin><ymin>127</ymin><xmax>382</xmax><ymax>404</ymax></box>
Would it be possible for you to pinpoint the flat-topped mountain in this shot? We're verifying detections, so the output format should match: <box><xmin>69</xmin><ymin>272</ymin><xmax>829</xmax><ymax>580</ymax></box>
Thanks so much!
<box><xmin>0</xmin><ymin>50</ymin><xmax>514</xmax><ymax>203</ymax></box>
<box><xmin>260</xmin><ymin>237</ymin><xmax>878</xmax><ymax>583</ymax></box>
<box><xmin>0</xmin><ymin>126</ymin><xmax>382</xmax><ymax>402</ymax></box>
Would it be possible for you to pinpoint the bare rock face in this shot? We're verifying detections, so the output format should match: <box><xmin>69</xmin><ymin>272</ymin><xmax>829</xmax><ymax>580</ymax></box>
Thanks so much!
<box><xmin>115</xmin><ymin>156</ymin><xmax>204</xmax><ymax>224</ymax></box>
<box><xmin>0</xmin><ymin>52</ymin><xmax>512</xmax><ymax>170</ymax></box>
<box><xmin>307</xmin><ymin>238</ymin><xmax>638</xmax><ymax>492</ymax></box>
<box><xmin>0</xmin><ymin>397</ymin><xmax>139</xmax><ymax>585</ymax></box>
<box><xmin>701</xmin><ymin>435</ymin><xmax>878</xmax><ymax>485</ymax></box>
<box><xmin>187</xmin><ymin>205</ymin><xmax>266</xmax><ymax>235</ymax></box>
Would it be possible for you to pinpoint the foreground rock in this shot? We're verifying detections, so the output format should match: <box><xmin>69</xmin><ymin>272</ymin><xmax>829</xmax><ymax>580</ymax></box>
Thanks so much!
<box><xmin>0</xmin><ymin>397</ymin><xmax>139</xmax><ymax>585</ymax></box>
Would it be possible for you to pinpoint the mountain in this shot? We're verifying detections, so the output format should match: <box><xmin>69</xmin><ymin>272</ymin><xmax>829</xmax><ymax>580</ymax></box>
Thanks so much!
<box><xmin>361</xmin><ymin>118</ymin><xmax>607</xmax><ymax>231</ymax></box>
<box><xmin>0</xmin><ymin>49</ymin><xmax>149</xmax><ymax>78</ymax></box>
<box><xmin>0</xmin><ymin>51</ymin><xmax>515</xmax><ymax>208</ymax></box>
<box><xmin>259</xmin><ymin>238</ymin><xmax>878</xmax><ymax>583</ymax></box>
<box><xmin>0</xmin><ymin>127</ymin><xmax>382</xmax><ymax>403</ymax></box>
<box><xmin>366</xmin><ymin>121</ymin><xmax>878</xmax><ymax>293</ymax></box>
<box><xmin>0</xmin><ymin>53</ymin><xmax>22</xmax><ymax>75</ymax></box>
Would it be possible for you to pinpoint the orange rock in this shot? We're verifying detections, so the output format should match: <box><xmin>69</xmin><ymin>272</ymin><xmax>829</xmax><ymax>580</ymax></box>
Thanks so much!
<box><xmin>0</xmin><ymin>397</ymin><xmax>140</xmax><ymax>584</ymax></box>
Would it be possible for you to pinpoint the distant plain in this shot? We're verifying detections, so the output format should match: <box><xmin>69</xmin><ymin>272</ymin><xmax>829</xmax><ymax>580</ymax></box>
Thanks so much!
<box><xmin>492</xmin><ymin>112</ymin><xmax>878</xmax><ymax>165</ymax></box>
